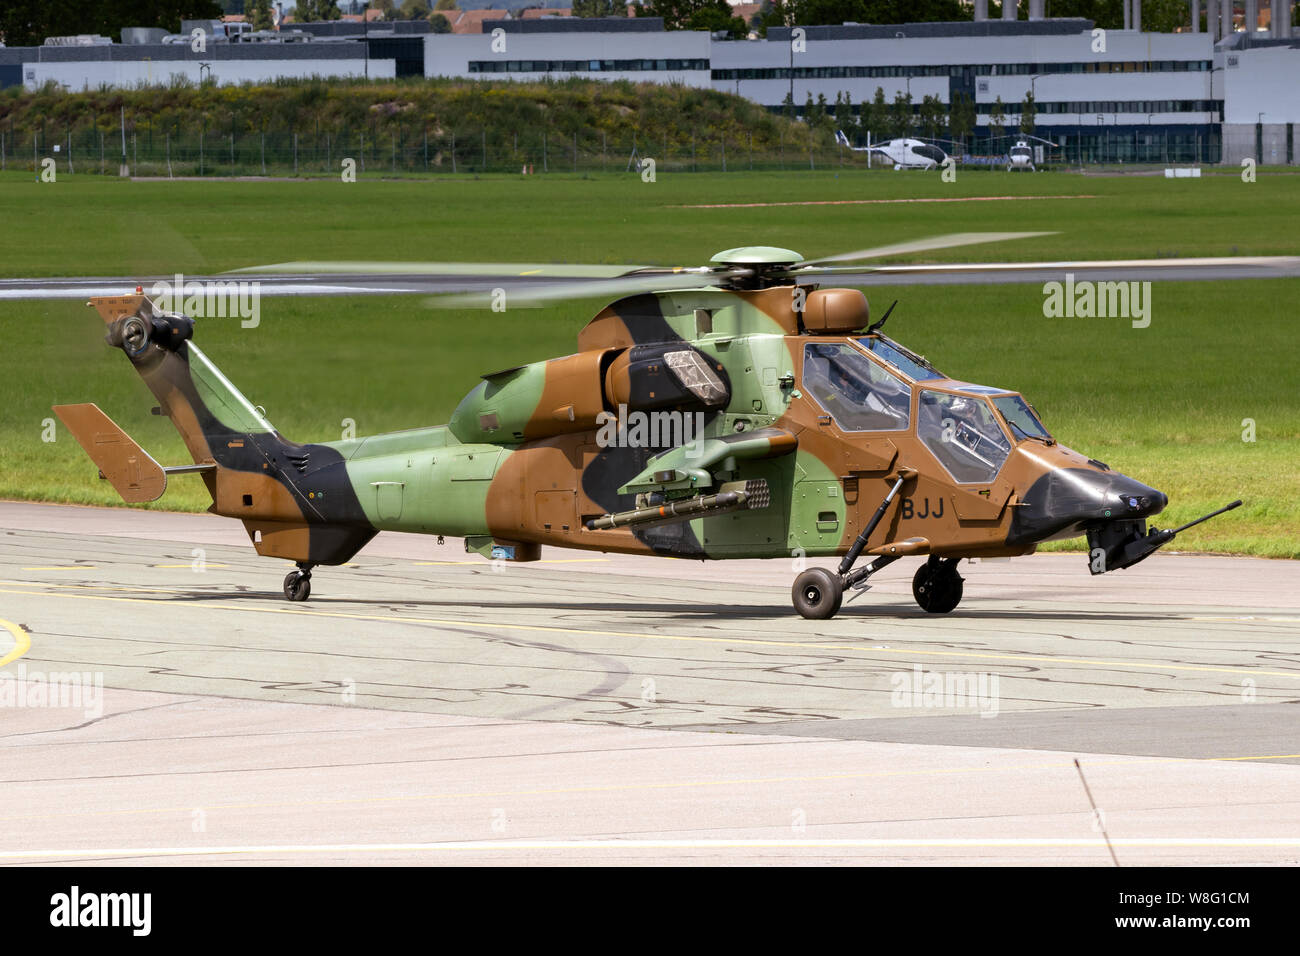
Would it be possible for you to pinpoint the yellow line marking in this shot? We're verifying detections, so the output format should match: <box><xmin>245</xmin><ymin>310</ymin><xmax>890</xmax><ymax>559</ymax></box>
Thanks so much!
<box><xmin>22</xmin><ymin>566</ymin><xmax>96</xmax><ymax>571</ymax></box>
<box><xmin>1215</xmin><ymin>754</ymin><xmax>1300</xmax><ymax>762</ymax></box>
<box><xmin>0</xmin><ymin>581</ymin><xmax>1297</xmax><ymax>681</ymax></box>
<box><xmin>4</xmin><ymin>837</ymin><xmax>1300</xmax><ymax>861</ymax></box>
<box><xmin>413</xmin><ymin>558</ymin><xmax>609</xmax><ymax>566</ymax></box>
<box><xmin>0</xmin><ymin>618</ymin><xmax>31</xmax><ymax>668</ymax></box>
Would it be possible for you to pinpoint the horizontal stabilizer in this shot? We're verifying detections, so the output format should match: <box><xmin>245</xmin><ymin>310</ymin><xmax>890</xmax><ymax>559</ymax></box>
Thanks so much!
<box><xmin>52</xmin><ymin>403</ymin><xmax>170</xmax><ymax>503</ymax></box>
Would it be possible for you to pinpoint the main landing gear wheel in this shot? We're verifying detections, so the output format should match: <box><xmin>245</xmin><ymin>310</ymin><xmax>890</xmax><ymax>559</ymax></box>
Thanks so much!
<box><xmin>792</xmin><ymin>567</ymin><xmax>843</xmax><ymax>620</ymax></box>
<box><xmin>283</xmin><ymin>566</ymin><xmax>313</xmax><ymax>602</ymax></box>
<box><xmin>912</xmin><ymin>557</ymin><xmax>963</xmax><ymax>614</ymax></box>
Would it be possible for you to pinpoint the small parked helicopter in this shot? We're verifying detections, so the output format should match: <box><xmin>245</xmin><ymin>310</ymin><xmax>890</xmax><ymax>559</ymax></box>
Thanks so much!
<box><xmin>835</xmin><ymin>131</ymin><xmax>951</xmax><ymax>170</ymax></box>
<box><xmin>54</xmin><ymin>233</ymin><xmax>1240</xmax><ymax>618</ymax></box>
<box><xmin>996</xmin><ymin>133</ymin><xmax>1059</xmax><ymax>172</ymax></box>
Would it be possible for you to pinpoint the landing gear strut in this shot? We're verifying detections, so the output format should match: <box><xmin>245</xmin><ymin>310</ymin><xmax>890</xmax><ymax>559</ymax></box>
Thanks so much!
<box><xmin>283</xmin><ymin>562</ymin><xmax>314</xmax><ymax>602</ymax></box>
<box><xmin>912</xmin><ymin>556</ymin><xmax>963</xmax><ymax>613</ymax></box>
<box><xmin>791</xmin><ymin>472</ymin><xmax>909</xmax><ymax>620</ymax></box>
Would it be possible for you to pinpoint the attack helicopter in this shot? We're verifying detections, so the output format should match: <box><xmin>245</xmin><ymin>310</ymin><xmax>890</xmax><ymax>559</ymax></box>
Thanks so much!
<box><xmin>54</xmin><ymin>233</ymin><xmax>1241</xmax><ymax>618</ymax></box>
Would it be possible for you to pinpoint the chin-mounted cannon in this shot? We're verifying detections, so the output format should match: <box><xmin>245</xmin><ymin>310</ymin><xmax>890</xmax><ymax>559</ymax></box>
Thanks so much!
<box><xmin>1086</xmin><ymin>499</ymin><xmax>1243</xmax><ymax>574</ymax></box>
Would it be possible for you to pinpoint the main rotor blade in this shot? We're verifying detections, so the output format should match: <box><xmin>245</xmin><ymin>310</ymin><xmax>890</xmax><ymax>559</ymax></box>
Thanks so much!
<box><xmin>795</xmin><ymin>255</ymin><xmax>1300</xmax><ymax>285</ymax></box>
<box><xmin>425</xmin><ymin>269</ymin><xmax>747</xmax><ymax>309</ymax></box>
<box><xmin>230</xmin><ymin>261</ymin><xmax>661</xmax><ymax>279</ymax></box>
<box><xmin>798</xmin><ymin>232</ymin><xmax>1056</xmax><ymax>267</ymax></box>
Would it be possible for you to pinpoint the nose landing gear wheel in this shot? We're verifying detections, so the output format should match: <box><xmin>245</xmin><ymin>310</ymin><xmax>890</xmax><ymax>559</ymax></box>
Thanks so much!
<box><xmin>793</xmin><ymin>567</ymin><xmax>844</xmax><ymax>620</ymax></box>
<box><xmin>912</xmin><ymin>557</ymin><xmax>963</xmax><ymax>613</ymax></box>
<box><xmin>283</xmin><ymin>567</ymin><xmax>313</xmax><ymax>602</ymax></box>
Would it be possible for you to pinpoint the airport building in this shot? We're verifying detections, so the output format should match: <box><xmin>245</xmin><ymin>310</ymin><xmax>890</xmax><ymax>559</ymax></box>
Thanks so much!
<box><xmin>3</xmin><ymin>4</ymin><xmax>1298</xmax><ymax>165</ymax></box>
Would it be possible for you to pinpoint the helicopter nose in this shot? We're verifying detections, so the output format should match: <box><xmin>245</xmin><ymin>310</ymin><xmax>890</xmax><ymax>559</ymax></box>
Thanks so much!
<box><xmin>1080</xmin><ymin>469</ymin><xmax>1168</xmax><ymax>521</ymax></box>
<box><xmin>1008</xmin><ymin>463</ymin><xmax>1167</xmax><ymax>545</ymax></box>
<box><xmin>1114</xmin><ymin>483</ymin><xmax>1168</xmax><ymax>519</ymax></box>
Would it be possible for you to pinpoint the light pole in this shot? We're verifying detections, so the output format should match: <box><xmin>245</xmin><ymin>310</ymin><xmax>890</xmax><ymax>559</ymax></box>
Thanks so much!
<box><xmin>905</xmin><ymin>75</ymin><xmax>914</xmax><ymax>136</ymax></box>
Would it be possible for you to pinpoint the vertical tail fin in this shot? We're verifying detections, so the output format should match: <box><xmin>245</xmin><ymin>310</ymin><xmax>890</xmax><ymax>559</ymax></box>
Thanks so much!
<box><xmin>80</xmin><ymin>294</ymin><xmax>375</xmax><ymax>566</ymax></box>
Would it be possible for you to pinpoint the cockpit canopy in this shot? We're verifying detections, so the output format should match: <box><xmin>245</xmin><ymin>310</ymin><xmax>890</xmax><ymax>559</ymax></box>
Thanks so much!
<box><xmin>801</xmin><ymin>335</ymin><xmax>1050</xmax><ymax>484</ymax></box>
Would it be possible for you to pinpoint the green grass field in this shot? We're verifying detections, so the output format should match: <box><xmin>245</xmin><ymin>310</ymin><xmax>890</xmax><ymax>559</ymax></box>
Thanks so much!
<box><xmin>1</xmin><ymin>168</ymin><xmax>1296</xmax><ymax>556</ymax></box>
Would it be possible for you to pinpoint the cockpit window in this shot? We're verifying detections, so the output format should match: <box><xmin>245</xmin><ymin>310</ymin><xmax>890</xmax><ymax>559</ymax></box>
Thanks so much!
<box><xmin>992</xmin><ymin>394</ymin><xmax>1051</xmax><ymax>440</ymax></box>
<box><xmin>857</xmin><ymin>336</ymin><xmax>944</xmax><ymax>381</ymax></box>
<box><xmin>803</xmin><ymin>343</ymin><xmax>911</xmax><ymax>432</ymax></box>
<box><xmin>918</xmin><ymin>390</ymin><xmax>1011</xmax><ymax>483</ymax></box>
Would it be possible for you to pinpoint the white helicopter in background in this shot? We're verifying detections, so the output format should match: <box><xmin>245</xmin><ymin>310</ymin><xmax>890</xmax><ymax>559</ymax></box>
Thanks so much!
<box><xmin>994</xmin><ymin>133</ymin><xmax>1059</xmax><ymax>171</ymax></box>
<box><xmin>835</xmin><ymin>130</ymin><xmax>951</xmax><ymax>170</ymax></box>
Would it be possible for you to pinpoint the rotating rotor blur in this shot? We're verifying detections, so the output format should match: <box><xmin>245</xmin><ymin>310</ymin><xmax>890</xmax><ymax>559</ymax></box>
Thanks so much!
<box><xmin>6</xmin><ymin>231</ymin><xmax>1300</xmax><ymax>305</ymax></box>
<box><xmin>226</xmin><ymin>229</ymin><xmax>1300</xmax><ymax>308</ymax></box>
<box><xmin>231</xmin><ymin>232</ymin><xmax>1057</xmax><ymax>308</ymax></box>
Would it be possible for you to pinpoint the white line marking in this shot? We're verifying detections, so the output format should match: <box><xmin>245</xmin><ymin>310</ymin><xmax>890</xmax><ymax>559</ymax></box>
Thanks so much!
<box><xmin>5</xmin><ymin>838</ymin><xmax>1300</xmax><ymax>860</ymax></box>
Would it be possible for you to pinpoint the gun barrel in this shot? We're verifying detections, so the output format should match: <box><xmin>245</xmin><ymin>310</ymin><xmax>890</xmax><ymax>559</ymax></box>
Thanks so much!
<box><xmin>586</xmin><ymin>479</ymin><xmax>770</xmax><ymax>532</ymax></box>
<box><xmin>1171</xmin><ymin>499</ymin><xmax>1243</xmax><ymax>535</ymax></box>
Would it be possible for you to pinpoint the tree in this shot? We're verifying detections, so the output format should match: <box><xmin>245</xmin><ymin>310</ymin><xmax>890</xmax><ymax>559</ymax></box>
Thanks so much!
<box><xmin>434</xmin><ymin>0</ymin><xmax>456</xmax><ymax>8</ymax></box>
<box><xmin>298</xmin><ymin>0</ymin><xmax>342</xmax><ymax>20</ymax></box>
<box><xmin>1019</xmin><ymin>91</ymin><xmax>1036</xmax><ymax>135</ymax></box>
<box><xmin>859</xmin><ymin>87</ymin><xmax>887</xmax><ymax>142</ymax></box>
<box><xmin>788</xmin><ymin>0</ymin><xmax>968</xmax><ymax>26</ymax></box>
<box><xmin>814</xmin><ymin>92</ymin><xmax>832</xmax><ymax>130</ymax></box>
<box><xmin>918</xmin><ymin>93</ymin><xmax>946</xmax><ymax>142</ymax></box>
<box><xmin>399</xmin><ymin>0</ymin><xmax>429</xmax><ymax>17</ymax></box>
<box><xmin>833</xmin><ymin>91</ymin><xmax>855</xmax><ymax>135</ymax></box>
<box><xmin>803</xmin><ymin>91</ymin><xmax>816</xmax><ymax>125</ymax></box>
<box><xmin>248</xmin><ymin>0</ymin><xmax>274</xmax><ymax>30</ymax></box>
<box><xmin>949</xmin><ymin>91</ymin><xmax>976</xmax><ymax>154</ymax></box>
<box><xmin>428</xmin><ymin>11</ymin><xmax>451</xmax><ymax>31</ymax></box>
<box><xmin>754</xmin><ymin>0</ymin><xmax>793</xmax><ymax>36</ymax></box>
<box><xmin>887</xmin><ymin>91</ymin><xmax>913</xmax><ymax>140</ymax></box>
<box><xmin>782</xmin><ymin>91</ymin><xmax>797</xmax><ymax>122</ymax></box>
<box><xmin>573</xmin><ymin>0</ymin><xmax>628</xmax><ymax>15</ymax></box>
<box><xmin>636</xmin><ymin>0</ymin><xmax>745</xmax><ymax>35</ymax></box>
<box><xmin>989</xmin><ymin>95</ymin><xmax>1006</xmax><ymax>147</ymax></box>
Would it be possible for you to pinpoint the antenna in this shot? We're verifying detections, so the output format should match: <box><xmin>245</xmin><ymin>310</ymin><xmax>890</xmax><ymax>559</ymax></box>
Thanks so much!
<box><xmin>865</xmin><ymin>299</ymin><xmax>898</xmax><ymax>334</ymax></box>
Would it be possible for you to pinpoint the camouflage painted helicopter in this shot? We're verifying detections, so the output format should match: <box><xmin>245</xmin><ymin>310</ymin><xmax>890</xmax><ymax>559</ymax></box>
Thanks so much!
<box><xmin>54</xmin><ymin>233</ymin><xmax>1240</xmax><ymax>618</ymax></box>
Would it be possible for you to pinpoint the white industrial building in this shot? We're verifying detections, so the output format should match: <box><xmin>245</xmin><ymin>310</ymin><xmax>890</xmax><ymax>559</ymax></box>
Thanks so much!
<box><xmin>4</xmin><ymin>4</ymin><xmax>1298</xmax><ymax>164</ymax></box>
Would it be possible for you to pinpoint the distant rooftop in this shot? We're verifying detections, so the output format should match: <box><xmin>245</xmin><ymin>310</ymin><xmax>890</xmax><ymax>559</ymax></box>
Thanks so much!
<box><xmin>292</xmin><ymin>19</ymin><xmax>431</xmax><ymax>37</ymax></box>
<box><xmin>766</xmin><ymin>18</ymin><xmax>1095</xmax><ymax>41</ymax></box>
<box><xmin>486</xmin><ymin>16</ymin><xmax>664</xmax><ymax>33</ymax></box>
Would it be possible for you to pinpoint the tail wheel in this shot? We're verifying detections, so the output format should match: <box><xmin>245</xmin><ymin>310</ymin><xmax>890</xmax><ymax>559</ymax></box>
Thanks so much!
<box><xmin>792</xmin><ymin>567</ymin><xmax>843</xmax><ymax>620</ymax></box>
<box><xmin>912</xmin><ymin>559</ymin><xmax>963</xmax><ymax>614</ymax></box>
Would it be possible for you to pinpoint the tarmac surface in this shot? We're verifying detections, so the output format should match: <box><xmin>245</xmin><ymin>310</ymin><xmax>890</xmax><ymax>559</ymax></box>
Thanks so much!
<box><xmin>0</xmin><ymin>499</ymin><xmax>1297</xmax><ymax>866</ymax></box>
